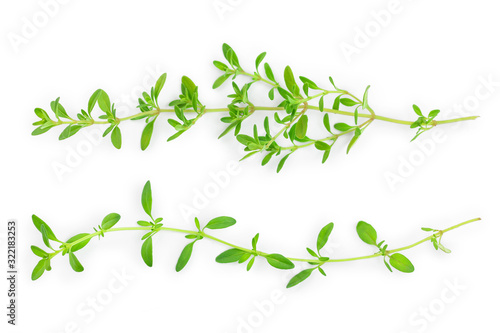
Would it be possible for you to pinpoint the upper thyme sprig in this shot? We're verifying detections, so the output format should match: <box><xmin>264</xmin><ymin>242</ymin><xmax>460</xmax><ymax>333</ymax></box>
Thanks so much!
<box><xmin>31</xmin><ymin>44</ymin><xmax>479</xmax><ymax>172</ymax></box>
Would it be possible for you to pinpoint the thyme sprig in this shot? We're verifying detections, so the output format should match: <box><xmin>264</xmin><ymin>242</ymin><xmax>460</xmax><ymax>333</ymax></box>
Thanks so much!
<box><xmin>30</xmin><ymin>181</ymin><xmax>480</xmax><ymax>288</ymax></box>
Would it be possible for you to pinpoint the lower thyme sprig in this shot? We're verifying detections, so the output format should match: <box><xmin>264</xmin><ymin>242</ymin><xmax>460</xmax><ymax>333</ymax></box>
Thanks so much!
<box><xmin>30</xmin><ymin>181</ymin><xmax>480</xmax><ymax>288</ymax></box>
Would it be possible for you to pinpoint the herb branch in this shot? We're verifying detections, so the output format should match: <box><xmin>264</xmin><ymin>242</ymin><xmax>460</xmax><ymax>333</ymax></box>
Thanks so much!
<box><xmin>31</xmin><ymin>44</ymin><xmax>479</xmax><ymax>172</ymax></box>
<box><xmin>30</xmin><ymin>181</ymin><xmax>480</xmax><ymax>288</ymax></box>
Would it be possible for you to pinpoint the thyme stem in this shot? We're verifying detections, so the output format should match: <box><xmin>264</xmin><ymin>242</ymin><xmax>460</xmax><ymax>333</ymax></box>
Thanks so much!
<box><xmin>54</xmin><ymin>106</ymin><xmax>478</xmax><ymax>127</ymax></box>
<box><xmin>57</xmin><ymin>217</ymin><xmax>481</xmax><ymax>266</ymax></box>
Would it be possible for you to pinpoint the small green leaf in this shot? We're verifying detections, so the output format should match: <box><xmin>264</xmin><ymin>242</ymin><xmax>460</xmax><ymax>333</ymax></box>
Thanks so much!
<box><xmin>154</xmin><ymin>73</ymin><xmax>167</xmax><ymax>100</ymax></box>
<box><xmin>31</xmin><ymin>126</ymin><xmax>52</xmax><ymax>136</ymax></box>
<box><xmin>295</xmin><ymin>115</ymin><xmax>308</xmax><ymax>139</ymax></box>
<box><xmin>412</xmin><ymin>104</ymin><xmax>423</xmax><ymax>116</ymax></box>
<box><xmin>362</xmin><ymin>85</ymin><xmax>370</xmax><ymax>109</ymax></box>
<box><xmin>428</xmin><ymin>109</ymin><xmax>440</xmax><ymax>120</ymax></box>
<box><xmin>284</xmin><ymin>66</ymin><xmax>297</xmax><ymax>94</ymax></box>
<box><xmin>59</xmin><ymin>124</ymin><xmax>82</xmax><ymax>140</ymax></box>
<box><xmin>51</xmin><ymin>98</ymin><xmax>70</xmax><ymax>119</ymax></box>
<box><xmin>141</xmin><ymin>236</ymin><xmax>153</xmax><ymax>267</ymax></box>
<box><xmin>255</xmin><ymin>52</ymin><xmax>266</xmax><ymax>70</ymax></box>
<box><xmin>340</xmin><ymin>98</ymin><xmax>358</xmax><ymax>107</ymax></box>
<box><xmin>34</xmin><ymin>107</ymin><xmax>50</xmax><ymax>121</ymax></box>
<box><xmin>262</xmin><ymin>152</ymin><xmax>274</xmax><ymax>166</ymax></box>
<box><xmin>389</xmin><ymin>253</ymin><xmax>414</xmax><ymax>273</ymax></box>
<box><xmin>204</xmin><ymin>216</ymin><xmax>236</xmax><ymax>230</ymax></box>
<box><xmin>40</xmin><ymin>224</ymin><xmax>53</xmax><ymax>250</ymax></box>
<box><xmin>321</xmin><ymin>114</ymin><xmax>331</xmax><ymax>134</ymax></box>
<box><xmin>213</xmin><ymin>61</ymin><xmax>228</xmax><ymax>71</ymax></box>
<box><xmin>111</xmin><ymin>126</ymin><xmax>122</xmax><ymax>149</ymax></box>
<box><xmin>322</xmin><ymin>150</ymin><xmax>331</xmax><ymax>164</ymax></box>
<box><xmin>346</xmin><ymin>128</ymin><xmax>362</xmax><ymax>154</ymax></box>
<box><xmin>277</xmin><ymin>153</ymin><xmax>292</xmax><ymax>173</ymax></box>
<box><xmin>32</xmin><ymin>215</ymin><xmax>59</xmax><ymax>242</ymax></box>
<box><xmin>31</xmin><ymin>259</ymin><xmax>46</xmax><ymax>281</ymax></box>
<box><xmin>334</xmin><ymin>123</ymin><xmax>353</xmax><ymax>132</ymax></box>
<box><xmin>141</xmin><ymin>181</ymin><xmax>153</xmax><ymax>218</ymax></box>
<box><xmin>216</xmin><ymin>248</ymin><xmax>248</xmax><ymax>263</ymax></box>
<box><xmin>314</xmin><ymin>141</ymin><xmax>330</xmax><ymax>151</ymax></box>
<box><xmin>31</xmin><ymin>246</ymin><xmax>48</xmax><ymax>258</ymax></box>
<box><xmin>410</xmin><ymin>117</ymin><xmax>424</xmax><ymax>129</ymax></box>
<box><xmin>69</xmin><ymin>252</ymin><xmax>84</xmax><ymax>272</ymax></box>
<box><xmin>317</xmin><ymin>222</ymin><xmax>334</xmax><ymax>252</ymax></box>
<box><xmin>306</xmin><ymin>247</ymin><xmax>318</xmax><ymax>258</ymax></box>
<box><xmin>333</xmin><ymin>95</ymin><xmax>341</xmax><ymax>110</ymax></box>
<box><xmin>222</xmin><ymin>43</ymin><xmax>240</xmax><ymax>68</ymax></box>
<box><xmin>65</xmin><ymin>233</ymin><xmax>91</xmax><ymax>252</ymax></box>
<box><xmin>299</xmin><ymin>76</ymin><xmax>319</xmax><ymax>90</ymax></box>
<box><xmin>319</xmin><ymin>96</ymin><xmax>324</xmax><ymax>111</ymax></box>
<box><xmin>88</xmin><ymin>89</ymin><xmax>102</xmax><ymax>114</ymax></box>
<box><xmin>438</xmin><ymin>243</ymin><xmax>452</xmax><ymax>253</ymax></box>
<box><xmin>238</xmin><ymin>252</ymin><xmax>251</xmax><ymax>263</ymax></box>
<box><xmin>101</xmin><ymin>213</ymin><xmax>121</xmax><ymax>230</ymax></box>
<box><xmin>141</xmin><ymin>120</ymin><xmax>155</xmax><ymax>151</ymax></box>
<box><xmin>421</xmin><ymin>227</ymin><xmax>434</xmax><ymax>232</ymax></box>
<box><xmin>384</xmin><ymin>257</ymin><xmax>393</xmax><ymax>272</ymax></box>
<box><xmin>176</xmin><ymin>241</ymin><xmax>195</xmax><ymax>272</ymax></box>
<box><xmin>213</xmin><ymin>73</ymin><xmax>231</xmax><ymax>89</ymax></box>
<box><xmin>264</xmin><ymin>116</ymin><xmax>270</xmax><ymax>136</ymax></box>
<box><xmin>246</xmin><ymin>256</ymin><xmax>256</xmax><ymax>271</ymax></box>
<box><xmin>356</xmin><ymin>221</ymin><xmax>378</xmax><ymax>245</ymax></box>
<box><xmin>97</xmin><ymin>90</ymin><xmax>111</xmax><ymax>114</ymax></box>
<box><xmin>251</xmin><ymin>233</ymin><xmax>259</xmax><ymax>250</ymax></box>
<box><xmin>264</xmin><ymin>63</ymin><xmax>275</xmax><ymax>82</ymax></box>
<box><xmin>268</xmin><ymin>88</ymin><xmax>275</xmax><ymax>100</ymax></box>
<box><xmin>286</xmin><ymin>268</ymin><xmax>314</xmax><ymax>288</ymax></box>
<box><xmin>236</xmin><ymin>134</ymin><xmax>254</xmax><ymax>146</ymax></box>
<box><xmin>182</xmin><ymin>76</ymin><xmax>197</xmax><ymax>95</ymax></box>
<box><xmin>265</xmin><ymin>254</ymin><xmax>295</xmax><ymax>270</ymax></box>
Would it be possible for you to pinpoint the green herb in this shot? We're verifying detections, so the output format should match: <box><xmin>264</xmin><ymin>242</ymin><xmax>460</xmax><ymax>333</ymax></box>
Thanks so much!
<box><xmin>31</xmin><ymin>44</ymin><xmax>479</xmax><ymax>173</ymax></box>
<box><xmin>30</xmin><ymin>181</ymin><xmax>480</xmax><ymax>288</ymax></box>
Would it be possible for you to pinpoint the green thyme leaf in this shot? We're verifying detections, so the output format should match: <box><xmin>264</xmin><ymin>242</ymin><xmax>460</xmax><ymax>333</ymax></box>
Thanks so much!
<box><xmin>141</xmin><ymin>181</ymin><xmax>153</xmax><ymax>218</ymax></box>
<box><xmin>101</xmin><ymin>213</ymin><xmax>121</xmax><ymax>230</ymax></box>
<box><xmin>317</xmin><ymin>222</ymin><xmax>334</xmax><ymax>252</ymax></box>
<box><xmin>31</xmin><ymin>260</ymin><xmax>46</xmax><ymax>281</ymax></box>
<box><xmin>216</xmin><ymin>248</ymin><xmax>247</xmax><ymax>263</ymax></box>
<box><xmin>69</xmin><ymin>252</ymin><xmax>84</xmax><ymax>272</ymax></box>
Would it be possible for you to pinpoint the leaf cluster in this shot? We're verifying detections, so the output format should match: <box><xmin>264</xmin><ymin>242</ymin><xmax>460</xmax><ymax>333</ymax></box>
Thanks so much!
<box><xmin>356</xmin><ymin>221</ymin><xmax>415</xmax><ymax>273</ymax></box>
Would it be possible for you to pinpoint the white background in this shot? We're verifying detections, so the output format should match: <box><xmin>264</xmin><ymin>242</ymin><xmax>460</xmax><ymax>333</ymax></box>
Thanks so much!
<box><xmin>1</xmin><ymin>0</ymin><xmax>499</xmax><ymax>332</ymax></box>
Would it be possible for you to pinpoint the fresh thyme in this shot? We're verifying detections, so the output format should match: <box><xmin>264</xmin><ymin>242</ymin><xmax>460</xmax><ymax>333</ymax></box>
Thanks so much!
<box><xmin>31</xmin><ymin>44</ymin><xmax>479</xmax><ymax>172</ymax></box>
<box><xmin>30</xmin><ymin>181</ymin><xmax>480</xmax><ymax>288</ymax></box>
